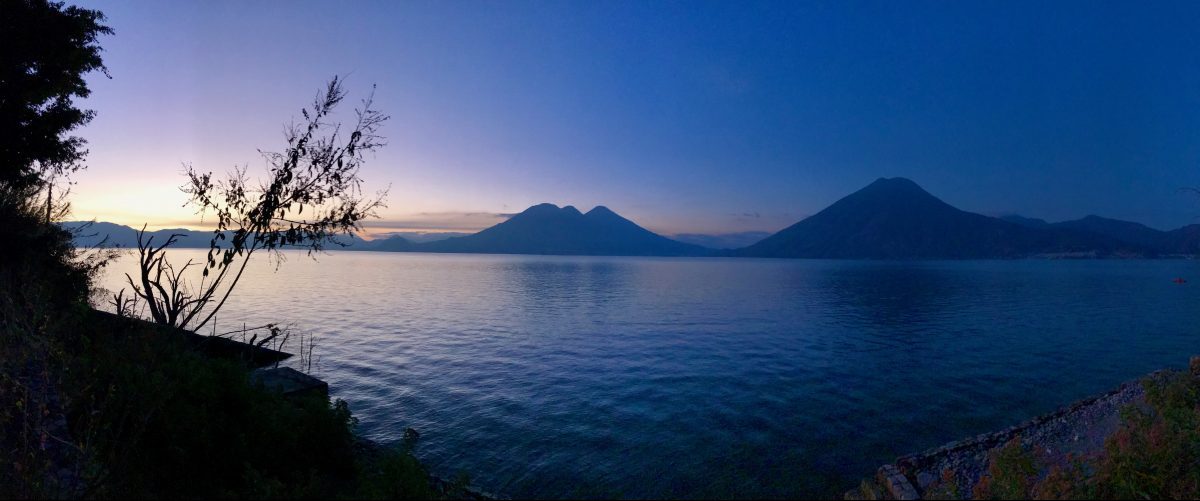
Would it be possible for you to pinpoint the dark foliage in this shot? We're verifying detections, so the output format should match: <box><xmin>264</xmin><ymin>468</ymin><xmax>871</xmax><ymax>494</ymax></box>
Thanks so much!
<box><xmin>0</xmin><ymin>195</ymin><xmax>437</xmax><ymax>498</ymax></box>
<box><xmin>914</xmin><ymin>368</ymin><xmax>1200</xmax><ymax>500</ymax></box>
<box><xmin>0</xmin><ymin>188</ymin><xmax>101</xmax><ymax>497</ymax></box>
<box><xmin>0</xmin><ymin>0</ymin><xmax>112</xmax><ymax>190</ymax></box>
<box><xmin>122</xmin><ymin>77</ymin><xmax>389</xmax><ymax>331</ymax></box>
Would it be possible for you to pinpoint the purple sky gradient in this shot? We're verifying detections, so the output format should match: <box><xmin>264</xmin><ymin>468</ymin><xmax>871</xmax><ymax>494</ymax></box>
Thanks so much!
<box><xmin>69</xmin><ymin>0</ymin><xmax>1200</xmax><ymax>237</ymax></box>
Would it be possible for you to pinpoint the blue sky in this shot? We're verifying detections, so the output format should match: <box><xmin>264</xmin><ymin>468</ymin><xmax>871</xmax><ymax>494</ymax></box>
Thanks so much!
<box><xmin>72</xmin><ymin>0</ymin><xmax>1200</xmax><ymax>236</ymax></box>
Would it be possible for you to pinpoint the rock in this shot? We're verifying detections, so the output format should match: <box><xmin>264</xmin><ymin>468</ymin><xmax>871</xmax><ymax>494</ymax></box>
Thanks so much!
<box><xmin>917</xmin><ymin>471</ymin><xmax>936</xmax><ymax>489</ymax></box>
<box><xmin>251</xmin><ymin>366</ymin><xmax>328</xmax><ymax>399</ymax></box>
<box><xmin>877</xmin><ymin>465</ymin><xmax>919</xmax><ymax>500</ymax></box>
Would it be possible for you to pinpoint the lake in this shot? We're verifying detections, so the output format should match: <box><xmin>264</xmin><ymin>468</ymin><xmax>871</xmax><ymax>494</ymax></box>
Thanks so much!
<box><xmin>96</xmin><ymin>251</ymin><xmax>1200</xmax><ymax>498</ymax></box>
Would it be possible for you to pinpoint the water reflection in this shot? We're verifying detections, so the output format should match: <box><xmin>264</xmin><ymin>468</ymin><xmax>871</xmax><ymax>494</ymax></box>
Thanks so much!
<box><xmin>96</xmin><ymin>252</ymin><xmax>1200</xmax><ymax>499</ymax></box>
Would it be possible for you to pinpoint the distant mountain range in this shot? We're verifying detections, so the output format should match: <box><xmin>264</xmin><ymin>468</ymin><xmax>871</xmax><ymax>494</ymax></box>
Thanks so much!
<box><xmin>738</xmin><ymin>177</ymin><xmax>1180</xmax><ymax>259</ymax></box>
<box><xmin>64</xmin><ymin>204</ymin><xmax>709</xmax><ymax>257</ymax></box>
<box><xmin>410</xmin><ymin>204</ymin><xmax>709</xmax><ymax>256</ymax></box>
<box><xmin>65</xmin><ymin>221</ymin><xmax>215</xmax><ymax>249</ymax></box>
<box><xmin>1000</xmin><ymin>214</ymin><xmax>1200</xmax><ymax>255</ymax></box>
<box><xmin>65</xmin><ymin>177</ymin><xmax>1200</xmax><ymax>259</ymax></box>
<box><xmin>671</xmin><ymin>231</ymin><xmax>773</xmax><ymax>250</ymax></box>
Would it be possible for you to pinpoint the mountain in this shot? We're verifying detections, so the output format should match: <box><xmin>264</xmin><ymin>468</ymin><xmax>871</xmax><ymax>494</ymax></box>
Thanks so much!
<box><xmin>1003</xmin><ymin>214</ymin><xmax>1200</xmax><ymax>255</ymax></box>
<box><xmin>1164</xmin><ymin>224</ymin><xmax>1200</xmax><ymax>255</ymax></box>
<box><xmin>738</xmin><ymin>178</ymin><xmax>1143</xmax><ymax>259</ymax></box>
<box><xmin>415</xmin><ymin>204</ymin><xmax>710</xmax><ymax>256</ymax></box>
<box><xmin>63</xmin><ymin>221</ymin><xmax>212</xmax><ymax>249</ymax></box>
<box><xmin>63</xmin><ymin>221</ymin><xmax>369</xmax><ymax>250</ymax></box>
<box><xmin>672</xmin><ymin>231</ymin><xmax>772</xmax><ymax>250</ymax></box>
<box><xmin>63</xmin><ymin>186</ymin><xmax>1197</xmax><ymax>259</ymax></box>
<box><xmin>999</xmin><ymin>214</ymin><xmax>1051</xmax><ymax>229</ymax></box>
<box><xmin>369</xmin><ymin>231</ymin><xmax>469</xmax><ymax>244</ymax></box>
<box><xmin>355</xmin><ymin>235</ymin><xmax>414</xmax><ymax>252</ymax></box>
<box><xmin>1051</xmin><ymin>215</ymin><xmax>1170</xmax><ymax>249</ymax></box>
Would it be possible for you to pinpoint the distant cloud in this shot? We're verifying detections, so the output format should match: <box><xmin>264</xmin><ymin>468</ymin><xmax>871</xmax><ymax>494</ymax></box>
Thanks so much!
<box><xmin>371</xmin><ymin>231</ymin><xmax>471</xmax><ymax>243</ymax></box>
<box><xmin>687</xmin><ymin>210</ymin><xmax>804</xmax><ymax>235</ymax></box>
<box><xmin>414</xmin><ymin>211</ymin><xmax>512</xmax><ymax>219</ymax></box>
<box><xmin>672</xmin><ymin>231</ymin><xmax>772</xmax><ymax>250</ymax></box>
<box><xmin>362</xmin><ymin>211</ymin><xmax>515</xmax><ymax>233</ymax></box>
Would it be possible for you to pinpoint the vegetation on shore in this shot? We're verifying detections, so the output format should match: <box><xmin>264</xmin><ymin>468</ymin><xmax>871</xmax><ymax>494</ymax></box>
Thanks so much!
<box><xmin>0</xmin><ymin>158</ymin><xmax>455</xmax><ymax>500</ymax></box>
<box><xmin>855</xmin><ymin>361</ymin><xmax>1200</xmax><ymax>500</ymax></box>
<box><xmin>2</xmin><ymin>1</ymin><xmax>451</xmax><ymax>498</ymax></box>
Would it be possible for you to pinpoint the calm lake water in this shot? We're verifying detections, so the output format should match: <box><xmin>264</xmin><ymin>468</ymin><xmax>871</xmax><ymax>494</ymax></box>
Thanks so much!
<box><xmin>97</xmin><ymin>251</ymin><xmax>1200</xmax><ymax>498</ymax></box>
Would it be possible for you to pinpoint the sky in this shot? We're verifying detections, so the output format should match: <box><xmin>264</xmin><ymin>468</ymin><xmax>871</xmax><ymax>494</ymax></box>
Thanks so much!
<box><xmin>69</xmin><ymin>0</ymin><xmax>1200</xmax><ymax>237</ymax></box>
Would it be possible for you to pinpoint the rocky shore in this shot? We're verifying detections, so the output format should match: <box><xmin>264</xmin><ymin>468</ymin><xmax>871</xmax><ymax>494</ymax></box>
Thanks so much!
<box><xmin>847</xmin><ymin>370</ymin><xmax>1166</xmax><ymax>500</ymax></box>
<box><xmin>252</xmin><ymin>366</ymin><xmax>496</xmax><ymax>500</ymax></box>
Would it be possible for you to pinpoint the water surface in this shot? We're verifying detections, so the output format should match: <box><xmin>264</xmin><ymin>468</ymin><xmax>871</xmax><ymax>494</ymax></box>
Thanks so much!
<box><xmin>98</xmin><ymin>252</ymin><xmax>1200</xmax><ymax>498</ymax></box>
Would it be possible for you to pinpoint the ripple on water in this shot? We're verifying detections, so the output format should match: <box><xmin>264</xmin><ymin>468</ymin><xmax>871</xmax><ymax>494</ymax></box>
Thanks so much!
<box><xmin>97</xmin><ymin>252</ymin><xmax>1200</xmax><ymax>498</ymax></box>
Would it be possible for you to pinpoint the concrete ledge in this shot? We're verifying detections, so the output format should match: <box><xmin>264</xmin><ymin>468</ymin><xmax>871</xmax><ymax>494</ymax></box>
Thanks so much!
<box><xmin>876</xmin><ymin>464</ymin><xmax>919</xmax><ymax>500</ymax></box>
<box><xmin>848</xmin><ymin>369</ymin><xmax>1168</xmax><ymax>499</ymax></box>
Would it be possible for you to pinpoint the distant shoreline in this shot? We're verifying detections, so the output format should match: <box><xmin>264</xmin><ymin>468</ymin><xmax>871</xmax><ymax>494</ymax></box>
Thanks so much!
<box><xmin>79</xmin><ymin>244</ymin><xmax>1199</xmax><ymax>261</ymax></box>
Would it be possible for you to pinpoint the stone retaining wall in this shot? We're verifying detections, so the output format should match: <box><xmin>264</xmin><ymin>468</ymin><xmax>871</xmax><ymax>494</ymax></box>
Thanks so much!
<box><xmin>848</xmin><ymin>371</ymin><xmax>1164</xmax><ymax>500</ymax></box>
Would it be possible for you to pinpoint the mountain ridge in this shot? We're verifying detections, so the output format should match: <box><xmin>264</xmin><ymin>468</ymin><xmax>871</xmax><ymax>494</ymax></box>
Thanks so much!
<box><xmin>414</xmin><ymin>203</ymin><xmax>710</xmax><ymax>256</ymax></box>
<box><xmin>738</xmin><ymin>177</ymin><xmax>1160</xmax><ymax>259</ymax></box>
<box><xmin>64</xmin><ymin>178</ymin><xmax>1200</xmax><ymax>259</ymax></box>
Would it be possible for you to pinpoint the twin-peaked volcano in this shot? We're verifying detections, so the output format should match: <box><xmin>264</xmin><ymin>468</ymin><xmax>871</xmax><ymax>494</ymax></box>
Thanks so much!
<box><xmin>416</xmin><ymin>203</ymin><xmax>709</xmax><ymax>256</ymax></box>
<box><xmin>65</xmin><ymin>178</ymin><xmax>1199</xmax><ymax>258</ymax></box>
<box><xmin>739</xmin><ymin>177</ymin><xmax>1142</xmax><ymax>259</ymax></box>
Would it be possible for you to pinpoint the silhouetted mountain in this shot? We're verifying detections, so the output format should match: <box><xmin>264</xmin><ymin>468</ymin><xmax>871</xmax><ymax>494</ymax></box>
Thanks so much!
<box><xmin>738</xmin><ymin>178</ymin><xmax>1144</xmax><ymax>259</ymax></box>
<box><xmin>63</xmin><ymin>221</ymin><xmax>212</xmax><ymax>249</ymax></box>
<box><xmin>369</xmin><ymin>231</ymin><xmax>469</xmax><ymax>244</ymax></box>
<box><xmin>1000</xmin><ymin>214</ymin><xmax>1051</xmax><ymax>229</ymax></box>
<box><xmin>356</xmin><ymin>235</ymin><xmax>414</xmax><ymax>252</ymax></box>
<box><xmin>63</xmin><ymin>188</ymin><xmax>1197</xmax><ymax>259</ymax></box>
<box><xmin>1003</xmin><ymin>214</ymin><xmax>1200</xmax><ymax>256</ymax></box>
<box><xmin>673</xmin><ymin>231</ymin><xmax>773</xmax><ymax>250</ymax></box>
<box><xmin>415</xmin><ymin>204</ymin><xmax>710</xmax><ymax>256</ymax></box>
<box><xmin>63</xmin><ymin>221</ymin><xmax>369</xmax><ymax>250</ymax></box>
<box><xmin>1164</xmin><ymin>224</ymin><xmax>1200</xmax><ymax>255</ymax></box>
<box><xmin>1051</xmin><ymin>215</ymin><xmax>1169</xmax><ymax>249</ymax></box>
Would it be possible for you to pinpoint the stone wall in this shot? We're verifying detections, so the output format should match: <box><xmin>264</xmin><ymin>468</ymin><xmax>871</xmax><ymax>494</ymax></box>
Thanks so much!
<box><xmin>847</xmin><ymin>371</ymin><xmax>1163</xmax><ymax>500</ymax></box>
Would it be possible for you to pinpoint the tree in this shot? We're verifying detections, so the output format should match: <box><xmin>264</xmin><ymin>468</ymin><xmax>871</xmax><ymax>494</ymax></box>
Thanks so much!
<box><xmin>0</xmin><ymin>0</ymin><xmax>113</xmax><ymax>192</ymax></box>
<box><xmin>123</xmin><ymin>77</ymin><xmax>388</xmax><ymax>333</ymax></box>
<box><xmin>0</xmin><ymin>0</ymin><xmax>113</xmax><ymax>306</ymax></box>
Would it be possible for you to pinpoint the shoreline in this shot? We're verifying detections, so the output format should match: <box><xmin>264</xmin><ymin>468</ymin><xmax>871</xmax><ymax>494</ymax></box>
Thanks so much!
<box><xmin>847</xmin><ymin>369</ymin><xmax>1169</xmax><ymax>500</ymax></box>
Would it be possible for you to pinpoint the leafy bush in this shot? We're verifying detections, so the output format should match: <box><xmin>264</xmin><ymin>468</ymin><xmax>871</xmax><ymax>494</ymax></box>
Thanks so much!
<box><xmin>1</xmin><ymin>197</ymin><xmax>437</xmax><ymax>499</ymax></box>
<box><xmin>0</xmin><ymin>188</ymin><xmax>99</xmax><ymax>497</ymax></box>
<box><xmin>971</xmin><ymin>437</ymin><xmax>1039</xmax><ymax>500</ymax></box>
<box><xmin>965</xmin><ymin>370</ymin><xmax>1200</xmax><ymax>500</ymax></box>
<box><xmin>922</xmin><ymin>468</ymin><xmax>963</xmax><ymax>500</ymax></box>
<box><xmin>1089</xmin><ymin>371</ymin><xmax>1200</xmax><ymax>499</ymax></box>
<box><xmin>857</xmin><ymin>368</ymin><xmax>1200</xmax><ymax>501</ymax></box>
<box><xmin>58</xmin><ymin>312</ymin><xmax>436</xmax><ymax>499</ymax></box>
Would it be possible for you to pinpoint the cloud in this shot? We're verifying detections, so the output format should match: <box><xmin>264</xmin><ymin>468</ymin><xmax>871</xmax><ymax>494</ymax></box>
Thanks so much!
<box><xmin>414</xmin><ymin>211</ymin><xmax>512</xmax><ymax>218</ymax></box>
<box><xmin>362</xmin><ymin>211</ymin><xmax>515</xmax><ymax>232</ymax></box>
<box><xmin>370</xmin><ymin>231</ymin><xmax>472</xmax><ymax>243</ymax></box>
<box><xmin>672</xmin><ymin>231</ymin><xmax>773</xmax><ymax>250</ymax></box>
